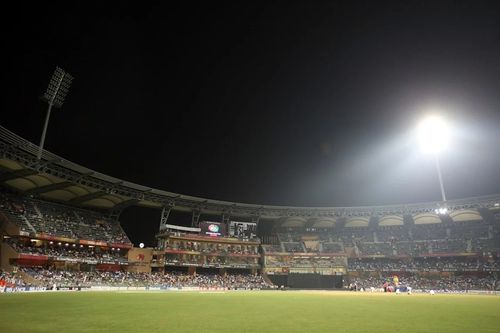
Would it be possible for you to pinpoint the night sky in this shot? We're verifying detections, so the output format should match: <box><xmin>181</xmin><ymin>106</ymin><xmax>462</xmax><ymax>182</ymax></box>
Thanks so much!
<box><xmin>3</xmin><ymin>2</ymin><xmax>500</xmax><ymax>245</ymax></box>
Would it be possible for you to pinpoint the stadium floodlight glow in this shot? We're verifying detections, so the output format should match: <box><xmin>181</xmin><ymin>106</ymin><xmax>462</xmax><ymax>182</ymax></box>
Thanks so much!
<box><xmin>417</xmin><ymin>115</ymin><xmax>450</xmax><ymax>154</ymax></box>
<box><xmin>37</xmin><ymin>67</ymin><xmax>74</xmax><ymax>160</ymax></box>
<box><xmin>416</xmin><ymin>115</ymin><xmax>450</xmax><ymax>203</ymax></box>
<box><xmin>434</xmin><ymin>207</ymin><xmax>448</xmax><ymax>215</ymax></box>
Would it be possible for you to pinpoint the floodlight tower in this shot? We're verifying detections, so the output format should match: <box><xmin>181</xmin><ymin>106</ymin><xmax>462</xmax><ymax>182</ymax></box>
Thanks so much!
<box><xmin>417</xmin><ymin>115</ymin><xmax>449</xmax><ymax>202</ymax></box>
<box><xmin>37</xmin><ymin>67</ymin><xmax>74</xmax><ymax>160</ymax></box>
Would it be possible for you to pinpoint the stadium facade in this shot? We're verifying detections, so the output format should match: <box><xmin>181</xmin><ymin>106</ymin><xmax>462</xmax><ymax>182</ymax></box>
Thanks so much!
<box><xmin>1</xmin><ymin>125</ymin><xmax>499</xmax><ymax>291</ymax></box>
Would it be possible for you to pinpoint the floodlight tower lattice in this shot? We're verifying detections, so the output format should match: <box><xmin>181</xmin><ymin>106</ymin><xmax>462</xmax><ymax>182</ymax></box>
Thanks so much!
<box><xmin>37</xmin><ymin>67</ymin><xmax>74</xmax><ymax>160</ymax></box>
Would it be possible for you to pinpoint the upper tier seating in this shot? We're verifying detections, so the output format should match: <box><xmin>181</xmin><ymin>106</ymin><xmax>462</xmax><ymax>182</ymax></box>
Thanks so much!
<box><xmin>0</xmin><ymin>192</ymin><xmax>131</xmax><ymax>244</ymax></box>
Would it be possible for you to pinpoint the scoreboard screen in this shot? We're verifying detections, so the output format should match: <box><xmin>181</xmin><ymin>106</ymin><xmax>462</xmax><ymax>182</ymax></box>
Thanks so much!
<box><xmin>229</xmin><ymin>221</ymin><xmax>257</xmax><ymax>239</ymax></box>
<box><xmin>200</xmin><ymin>221</ymin><xmax>226</xmax><ymax>237</ymax></box>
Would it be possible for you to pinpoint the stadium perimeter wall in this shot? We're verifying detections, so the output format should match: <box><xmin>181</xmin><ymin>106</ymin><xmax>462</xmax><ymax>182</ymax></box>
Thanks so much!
<box><xmin>267</xmin><ymin>273</ymin><xmax>343</xmax><ymax>289</ymax></box>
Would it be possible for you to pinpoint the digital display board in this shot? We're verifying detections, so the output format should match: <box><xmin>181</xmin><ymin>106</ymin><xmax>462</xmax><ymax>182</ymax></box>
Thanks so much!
<box><xmin>199</xmin><ymin>221</ymin><xmax>226</xmax><ymax>237</ymax></box>
<box><xmin>229</xmin><ymin>221</ymin><xmax>257</xmax><ymax>239</ymax></box>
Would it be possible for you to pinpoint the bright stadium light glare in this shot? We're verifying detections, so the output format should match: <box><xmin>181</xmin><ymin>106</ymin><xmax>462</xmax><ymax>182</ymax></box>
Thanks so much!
<box><xmin>434</xmin><ymin>207</ymin><xmax>448</xmax><ymax>215</ymax></box>
<box><xmin>416</xmin><ymin>114</ymin><xmax>451</xmax><ymax>202</ymax></box>
<box><xmin>417</xmin><ymin>116</ymin><xmax>450</xmax><ymax>154</ymax></box>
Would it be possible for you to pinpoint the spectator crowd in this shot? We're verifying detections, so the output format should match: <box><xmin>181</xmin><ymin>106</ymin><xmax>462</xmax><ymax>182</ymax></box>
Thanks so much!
<box><xmin>7</xmin><ymin>238</ymin><xmax>127</xmax><ymax>262</ymax></box>
<box><xmin>1</xmin><ymin>192</ymin><xmax>131</xmax><ymax>244</ymax></box>
<box><xmin>348</xmin><ymin>257</ymin><xmax>500</xmax><ymax>272</ymax></box>
<box><xmin>14</xmin><ymin>267</ymin><xmax>269</xmax><ymax>290</ymax></box>
<box><xmin>352</xmin><ymin>274</ymin><xmax>498</xmax><ymax>292</ymax></box>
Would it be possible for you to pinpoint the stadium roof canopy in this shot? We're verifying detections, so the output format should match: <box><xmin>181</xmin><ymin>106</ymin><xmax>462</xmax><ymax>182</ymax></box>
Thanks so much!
<box><xmin>1</xmin><ymin>125</ymin><xmax>499</xmax><ymax>220</ymax></box>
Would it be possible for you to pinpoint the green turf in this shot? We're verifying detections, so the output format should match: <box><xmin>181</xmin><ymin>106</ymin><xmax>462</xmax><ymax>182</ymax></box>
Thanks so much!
<box><xmin>1</xmin><ymin>291</ymin><xmax>499</xmax><ymax>333</ymax></box>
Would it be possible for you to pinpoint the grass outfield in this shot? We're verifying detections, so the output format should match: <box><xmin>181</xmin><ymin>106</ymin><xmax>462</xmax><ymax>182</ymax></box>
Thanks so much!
<box><xmin>1</xmin><ymin>291</ymin><xmax>500</xmax><ymax>333</ymax></box>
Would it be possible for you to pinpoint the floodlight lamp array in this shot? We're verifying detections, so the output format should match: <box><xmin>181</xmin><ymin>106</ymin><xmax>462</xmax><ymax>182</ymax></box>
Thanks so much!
<box><xmin>417</xmin><ymin>116</ymin><xmax>449</xmax><ymax>154</ymax></box>
<box><xmin>434</xmin><ymin>207</ymin><xmax>448</xmax><ymax>215</ymax></box>
<box><xmin>43</xmin><ymin>67</ymin><xmax>73</xmax><ymax>108</ymax></box>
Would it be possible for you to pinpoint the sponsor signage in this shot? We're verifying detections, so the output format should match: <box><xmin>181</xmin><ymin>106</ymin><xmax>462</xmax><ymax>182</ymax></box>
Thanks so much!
<box><xmin>79</xmin><ymin>239</ymin><xmax>108</xmax><ymax>247</ymax></box>
<box><xmin>34</xmin><ymin>233</ymin><xmax>77</xmax><ymax>244</ymax></box>
<box><xmin>228</xmin><ymin>253</ymin><xmax>260</xmax><ymax>258</ymax></box>
<box><xmin>19</xmin><ymin>254</ymin><xmax>49</xmax><ymax>260</ymax></box>
<box><xmin>110</xmin><ymin>243</ymin><xmax>133</xmax><ymax>249</ymax></box>
<box><xmin>164</xmin><ymin>224</ymin><xmax>201</xmax><ymax>233</ymax></box>
<box><xmin>165</xmin><ymin>249</ymin><xmax>200</xmax><ymax>255</ymax></box>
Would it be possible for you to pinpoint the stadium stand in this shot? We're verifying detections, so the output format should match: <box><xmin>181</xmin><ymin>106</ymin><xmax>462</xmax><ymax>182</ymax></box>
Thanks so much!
<box><xmin>352</xmin><ymin>275</ymin><xmax>498</xmax><ymax>292</ymax></box>
<box><xmin>348</xmin><ymin>257</ymin><xmax>500</xmax><ymax>272</ymax></box>
<box><xmin>321</xmin><ymin>242</ymin><xmax>344</xmax><ymax>253</ymax></box>
<box><xmin>260</xmin><ymin>214</ymin><xmax>500</xmax><ymax>289</ymax></box>
<box><xmin>261</xmin><ymin>244</ymin><xmax>283</xmax><ymax>253</ymax></box>
<box><xmin>3</xmin><ymin>192</ymin><xmax>500</xmax><ymax>291</ymax></box>
<box><xmin>6</xmin><ymin>238</ymin><xmax>128</xmax><ymax>263</ymax></box>
<box><xmin>283</xmin><ymin>242</ymin><xmax>305</xmax><ymax>253</ymax></box>
<box><xmin>0</xmin><ymin>192</ymin><xmax>131</xmax><ymax>245</ymax></box>
<box><xmin>13</xmin><ymin>268</ymin><xmax>269</xmax><ymax>290</ymax></box>
<box><xmin>1</xmin><ymin>123</ymin><xmax>500</xmax><ymax>292</ymax></box>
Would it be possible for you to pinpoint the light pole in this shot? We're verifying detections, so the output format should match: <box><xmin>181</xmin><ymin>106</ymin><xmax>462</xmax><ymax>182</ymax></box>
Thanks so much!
<box><xmin>417</xmin><ymin>115</ymin><xmax>450</xmax><ymax>203</ymax></box>
<box><xmin>37</xmin><ymin>67</ymin><xmax>74</xmax><ymax>160</ymax></box>
<box><xmin>433</xmin><ymin>153</ymin><xmax>447</xmax><ymax>202</ymax></box>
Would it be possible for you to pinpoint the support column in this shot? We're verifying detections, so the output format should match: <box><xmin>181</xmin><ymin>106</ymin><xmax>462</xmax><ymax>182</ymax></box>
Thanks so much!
<box><xmin>159</xmin><ymin>206</ymin><xmax>171</xmax><ymax>231</ymax></box>
<box><xmin>251</xmin><ymin>215</ymin><xmax>260</xmax><ymax>239</ymax></box>
<box><xmin>221</xmin><ymin>212</ymin><xmax>230</xmax><ymax>226</ymax></box>
<box><xmin>191</xmin><ymin>210</ymin><xmax>201</xmax><ymax>228</ymax></box>
<box><xmin>108</xmin><ymin>209</ymin><xmax>122</xmax><ymax>221</ymax></box>
<box><xmin>157</xmin><ymin>206</ymin><xmax>172</xmax><ymax>249</ymax></box>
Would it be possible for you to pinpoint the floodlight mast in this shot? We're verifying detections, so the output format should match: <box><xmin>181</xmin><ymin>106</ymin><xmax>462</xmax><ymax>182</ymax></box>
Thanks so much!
<box><xmin>434</xmin><ymin>153</ymin><xmax>447</xmax><ymax>202</ymax></box>
<box><xmin>37</xmin><ymin>67</ymin><xmax>73</xmax><ymax>161</ymax></box>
